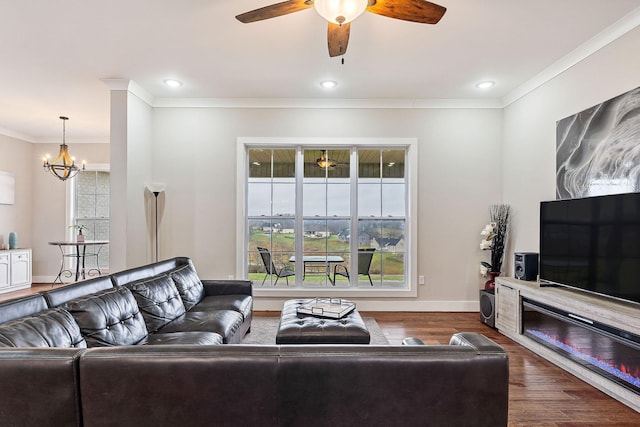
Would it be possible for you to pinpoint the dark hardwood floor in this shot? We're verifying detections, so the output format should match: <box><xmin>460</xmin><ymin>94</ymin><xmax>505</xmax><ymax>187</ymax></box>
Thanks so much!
<box><xmin>3</xmin><ymin>285</ymin><xmax>640</xmax><ymax>425</ymax></box>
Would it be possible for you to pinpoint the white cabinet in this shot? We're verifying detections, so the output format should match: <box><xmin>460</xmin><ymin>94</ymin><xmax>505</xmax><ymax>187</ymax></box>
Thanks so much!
<box><xmin>0</xmin><ymin>252</ymin><xmax>9</xmax><ymax>289</ymax></box>
<box><xmin>0</xmin><ymin>249</ymin><xmax>31</xmax><ymax>294</ymax></box>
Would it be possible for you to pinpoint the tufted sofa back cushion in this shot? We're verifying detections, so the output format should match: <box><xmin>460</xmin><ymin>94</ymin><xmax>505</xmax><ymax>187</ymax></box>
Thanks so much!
<box><xmin>126</xmin><ymin>274</ymin><xmax>186</xmax><ymax>332</ymax></box>
<box><xmin>0</xmin><ymin>307</ymin><xmax>86</xmax><ymax>348</ymax></box>
<box><xmin>0</xmin><ymin>294</ymin><xmax>49</xmax><ymax>324</ymax></box>
<box><xmin>64</xmin><ymin>287</ymin><xmax>148</xmax><ymax>347</ymax></box>
<box><xmin>170</xmin><ymin>264</ymin><xmax>205</xmax><ymax>310</ymax></box>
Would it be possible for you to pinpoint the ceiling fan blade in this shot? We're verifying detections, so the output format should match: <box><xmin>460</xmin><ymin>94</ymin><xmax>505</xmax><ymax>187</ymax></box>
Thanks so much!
<box><xmin>366</xmin><ymin>0</ymin><xmax>446</xmax><ymax>24</ymax></box>
<box><xmin>328</xmin><ymin>22</ymin><xmax>350</xmax><ymax>57</ymax></box>
<box><xmin>236</xmin><ymin>0</ymin><xmax>313</xmax><ymax>23</ymax></box>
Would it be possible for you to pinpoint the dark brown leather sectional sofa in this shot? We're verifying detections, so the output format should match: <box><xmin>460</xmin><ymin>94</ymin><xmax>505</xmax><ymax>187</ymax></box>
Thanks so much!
<box><xmin>0</xmin><ymin>257</ymin><xmax>509</xmax><ymax>426</ymax></box>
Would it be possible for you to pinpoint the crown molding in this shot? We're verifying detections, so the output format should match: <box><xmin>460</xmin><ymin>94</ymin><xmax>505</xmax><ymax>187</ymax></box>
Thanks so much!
<box><xmin>101</xmin><ymin>78</ymin><xmax>155</xmax><ymax>106</ymax></box>
<box><xmin>502</xmin><ymin>6</ymin><xmax>640</xmax><ymax>107</ymax></box>
<box><xmin>0</xmin><ymin>126</ymin><xmax>35</xmax><ymax>143</ymax></box>
<box><xmin>153</xmin><ymin>97</ymin><xmax>502</xmax><ymax>109</ymax></box>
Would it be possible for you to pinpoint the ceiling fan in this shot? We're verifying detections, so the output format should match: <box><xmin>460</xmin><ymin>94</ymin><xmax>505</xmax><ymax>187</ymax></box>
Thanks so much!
<box><xmin>235</xmin><ymin>0</ymin><xmax>446</xmax><ymax>57</ymax></box>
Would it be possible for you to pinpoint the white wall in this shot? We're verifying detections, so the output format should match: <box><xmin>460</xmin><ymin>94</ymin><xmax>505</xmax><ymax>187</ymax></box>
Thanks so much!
<box><xmin>0</xmin><ymin>134</ymin><xmax>33</xmax><ymax>251</ymax></box>
<box><xmin>503</xmin><ymin>26</ymin><xmax>640</xmax><ymax>274</ymax></box>
<box><xmin>149</xmin><ymin>107</ymin><xmax>503</xmax><ymax>309</ymax></box>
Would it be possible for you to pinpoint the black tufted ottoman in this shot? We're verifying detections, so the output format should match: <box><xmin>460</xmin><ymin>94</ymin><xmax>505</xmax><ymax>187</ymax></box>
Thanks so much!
<box><xmin>276</xmin><ymin>299</ymin><xmax>370</xmax><ymax>344</ymax></box>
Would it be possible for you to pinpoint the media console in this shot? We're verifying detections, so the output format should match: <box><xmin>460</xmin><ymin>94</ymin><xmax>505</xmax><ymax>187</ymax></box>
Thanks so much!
<box><xmin>495</xmin><ymin>277</ymin><xmax>640</xmax><ymax>412</ymax></box>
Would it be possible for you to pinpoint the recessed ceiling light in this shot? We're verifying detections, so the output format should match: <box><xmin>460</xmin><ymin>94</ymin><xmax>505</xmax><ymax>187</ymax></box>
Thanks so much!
<box><xmin>476</xmin><ymin>81</ymin><xmax>495</xmax><ymax>89</ymax></box>
<box><xmin>320</xmin><ymin>80</ymin><xmax>337</xmax><ymax>89</ymax></box>
<box><xmin>164</xmin><ymin>79</ymin><xmax>182</xmax><ymax>88</ymax></box>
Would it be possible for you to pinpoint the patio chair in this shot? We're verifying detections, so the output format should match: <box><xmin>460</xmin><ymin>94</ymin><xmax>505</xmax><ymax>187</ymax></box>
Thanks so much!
<box><xmin>333</xmin><ymin>248</ymin><xmax>375</xmax><ymax>286</ymax></box>
<box><xmin>257</xmin><ymin>247</ymin><xmax>295</xmax><ymax>286</ymax></box>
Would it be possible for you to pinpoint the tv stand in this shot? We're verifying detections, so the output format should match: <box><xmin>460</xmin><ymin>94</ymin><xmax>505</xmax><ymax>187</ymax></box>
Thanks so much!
<box><xmin>495</xmin><ymin>277</ymin><xmax>640</xmax><ymax>412</ymax></box>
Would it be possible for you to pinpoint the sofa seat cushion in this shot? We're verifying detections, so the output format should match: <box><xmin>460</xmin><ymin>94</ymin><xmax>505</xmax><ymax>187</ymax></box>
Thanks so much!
<box><xmin>126</xmin><ymin>274</ymin><xmax>186</xmax><ymax>332</ymax></box>
<box><xmin>169</xmin><ymin>264</ymin><xmax>205</xmax><ymax>310</ymax></box>
<box><xmin>188</xmin><ymin>295</ymin><xmax>252</xmax><ymax>320</ymax></box>
<box><xmin>64</xmin><ymin>287</ymin><xmax>148</xmax><ymax>347</ymax></box>
<box><xmin>141</xmin><ymin>331</ymin><xmax>223</xmax><ymax>346</ymax></box>
<box><xmin>0</xmin><ymin>307</ymin><xmax>86</xmax><ymax>348</ymax></box>
<box><xmin>159</xmin><ymin>310</ymin><xmax>244</xmax><ymax>344</ymax></box>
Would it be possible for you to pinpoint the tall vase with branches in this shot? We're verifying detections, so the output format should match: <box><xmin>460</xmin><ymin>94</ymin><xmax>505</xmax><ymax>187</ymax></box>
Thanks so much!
<box><xmin>480</xmin><ymin>204</ymin><xmax>511</xmax><ymax>290</ymax></box>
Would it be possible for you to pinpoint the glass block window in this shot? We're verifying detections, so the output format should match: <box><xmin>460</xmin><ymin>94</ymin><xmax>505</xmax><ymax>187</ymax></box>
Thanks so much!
<box><xmin>73</xmin><ymin>170</ymin><xmax>109</xmax><ymax>269</ymax></box>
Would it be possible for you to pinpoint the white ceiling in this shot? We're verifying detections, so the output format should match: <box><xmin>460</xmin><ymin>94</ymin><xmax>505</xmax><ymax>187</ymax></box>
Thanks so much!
<box><xmin>1</xmin><ymin>0</ymin><xmax>640</xmax><ymax>143</ymax></box>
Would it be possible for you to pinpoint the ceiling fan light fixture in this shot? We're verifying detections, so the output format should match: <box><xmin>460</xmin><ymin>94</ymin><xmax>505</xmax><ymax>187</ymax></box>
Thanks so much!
<box><xmin>314</xmin><ymin>0</ymin><xmax>368</xmax><ymax>25</ymax></box>
<box><xmin>316</xmin><ymin>150</ymin><xmax>336</xmax><ymax>169</ymax></box>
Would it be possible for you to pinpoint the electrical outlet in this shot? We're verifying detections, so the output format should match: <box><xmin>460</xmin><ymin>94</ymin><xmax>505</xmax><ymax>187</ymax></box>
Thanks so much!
<box><xmin>418</xmin><ymin>275</ymin><xmax>425</xmax><ymax>285</ymax></box>
<box><xmin>227</xmin><ymin>275</ymin><xmax>234</xmax><ymax>280</ymax></box>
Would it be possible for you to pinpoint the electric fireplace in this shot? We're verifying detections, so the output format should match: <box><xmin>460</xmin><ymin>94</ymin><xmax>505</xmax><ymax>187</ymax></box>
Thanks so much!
<box><xmin>522</xmin><ymin>297</ymin><xmax>640</xmax><ymax>394</ymax></box>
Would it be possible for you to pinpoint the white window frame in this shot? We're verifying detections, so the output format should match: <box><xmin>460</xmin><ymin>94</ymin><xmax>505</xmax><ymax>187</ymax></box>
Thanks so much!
<box><xmin>237</xmin><ymin>138</ymin><xmax>418</xmax><ymax>298</ymax></box>
<box><xmin>64</xmin><ymin>164</ymin><xmax>110</xmax><ymax>270</ymax></box>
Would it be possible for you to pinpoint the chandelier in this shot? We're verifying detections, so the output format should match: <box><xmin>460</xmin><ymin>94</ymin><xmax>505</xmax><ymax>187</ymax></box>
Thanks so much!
<box><xmin>43</xmin><ymin>116</ymin><xmax>85</xmax><ymax>181</ymax></box>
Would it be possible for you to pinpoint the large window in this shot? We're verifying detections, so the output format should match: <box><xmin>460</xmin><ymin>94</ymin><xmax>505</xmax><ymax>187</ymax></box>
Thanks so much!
<box><xmin>244</xmin><ymin>141</ymin><xmax>414</xmax><ymax>293</ymax></box>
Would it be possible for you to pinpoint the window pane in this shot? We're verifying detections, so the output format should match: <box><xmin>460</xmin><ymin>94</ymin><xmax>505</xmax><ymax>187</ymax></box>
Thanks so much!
<box><xmin>247</xmin><ymin>182</ymin><xmax>271</xmax><ymax>216</ymax></box>
<box><xmin>96</xmin><ymin>195</ymin><xmax>109</xmax><ymax>218</ymax></box>
<box><xmin>358</xmin><ymin>219</ymin><xmax>380</xmax><ymax>247</ymax></box>
<box><xmin>304</xmin><ymin>149</ymin><xmax>325</xmax><ymax>178</ymax></box>
<box><xmin>327</xmin><ymin>149</ymin><xmax>350</xmax><ymax>178</ymax></box>
<box><xmin>77</xmin><ymin>171</ymin><xmax>96</xmax><ymax>193</ymax></box>
<box><xmin>95</xmin><ymin>219</ymin><xmax>109</xmax><ymax>240</ymax></box>
<box><xmin>358</xmin><ymin>182</ymin><xmax>381</xmax><ymax>217</ymax></box>
<box><xmin>382</xmin><ymin>149</ymin><xmax>405</xmax><ymax>178</ymax></box>
<box><xmin>96</xmin><ymin>172</ymin><xmax>110</xmax><ymax>194</ymax></box>
<box><xmin>78</xmin><ymin>194</ymin><xmax>96</xmax><ymax>218</ymax></box>
<box><xmin>273</xmin><ymin>149</ymin><xmax>295</xmax><ymax>178</ymax></box>
<box><xmin>382</xmin><ymin>252</ymin><xmax>405</xmax><ymax>287</ymax></box>
<box><xmin>327</xmin><ymin>180</ymin><xmax>350</xmax><ymax>216</ymax></box>
<box><xmin>272</xmin><ymin>182</ymin><xmax>295</xmax><ymax>216</ymax></box>
<box><xmin>249</xmin><ymin>149</ymin><xmax>271</xmax><ymax>178</ymax></box>
<box><xmin>303</xmin><ymin>181</ymin><xmax>326</xmax><ymax>216</ymax></box>
<box><xmin>248</xmin><ymin>218</ymin><xmax>296</xmax><ymax>286</ymax></box>
<box><xmin>303</xmin><ymin>219</ymin><xmax>328</xmax><ymax>253</ymax></box>
<box><xmin>379</xmin><ymin>220</ymin><xmax>405</xmax><ymax>287</ymax></box>
<box><xmin>382</xmin><ymin>182</ymin><xmax>405</xmax><ymax>217</ymax></box>
<box><xmin>248</xmin><ymin>219</ymin><xmax>270</xmax><ymax>254</ymax></box>
<box><xmin>359</xmin><ymin>149</ymin><xmax>380</xmax><ymax>178</ymax></box>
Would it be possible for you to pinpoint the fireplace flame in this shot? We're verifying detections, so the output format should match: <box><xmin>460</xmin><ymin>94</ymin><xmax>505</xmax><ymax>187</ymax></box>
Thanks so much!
<box><xmin>529</xmin><ymin>329</ymin><xmax>640</xmax><ymax>389</ymax></box>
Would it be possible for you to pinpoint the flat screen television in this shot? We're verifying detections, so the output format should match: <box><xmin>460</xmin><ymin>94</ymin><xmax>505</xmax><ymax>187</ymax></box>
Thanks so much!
<box><xmin>539</xmin><ymin>192</ymin><xmax>640</xmax><ymax>305</ymax></box>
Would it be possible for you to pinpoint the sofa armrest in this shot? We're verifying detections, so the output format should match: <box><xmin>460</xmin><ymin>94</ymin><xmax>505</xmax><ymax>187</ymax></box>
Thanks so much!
<box><xmin>202</xmin><ymin>279</ymin><xmax>253</xmax><ymax>297</ymax></box>
<box><xmin>449</xmin><ymin>332</ymin><xmax>504</xmax><ymax>353</ymax></box>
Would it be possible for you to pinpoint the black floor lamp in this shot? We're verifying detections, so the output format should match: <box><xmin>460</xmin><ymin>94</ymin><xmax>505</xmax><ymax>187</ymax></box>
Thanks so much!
<box><xmin>147</xmin><ymin>184</ymin><xmax>166</xmax><ymax>262</ymax></box>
